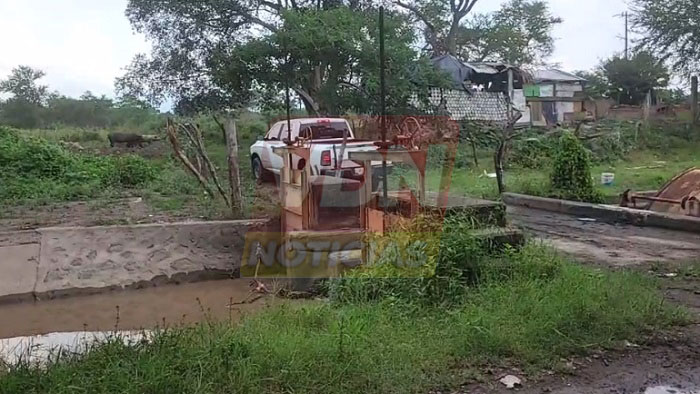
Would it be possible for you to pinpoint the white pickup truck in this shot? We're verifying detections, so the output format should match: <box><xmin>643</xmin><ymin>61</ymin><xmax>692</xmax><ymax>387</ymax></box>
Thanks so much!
<box><xmin>249</xmin><ymin>118</ymin><xmax>386</xmax><ymax>184</ymax></box>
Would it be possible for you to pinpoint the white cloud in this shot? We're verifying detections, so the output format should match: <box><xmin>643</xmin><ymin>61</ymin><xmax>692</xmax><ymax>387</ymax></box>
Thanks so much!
<box><xmin>0</xmin><ymin>0</ymin><xmax>149</xmax><ymax>99</ymax></box>
<box><xmin>0</xmin><ymin>0</ymin><xmax>630</xmax><ymax>104</ymax></box>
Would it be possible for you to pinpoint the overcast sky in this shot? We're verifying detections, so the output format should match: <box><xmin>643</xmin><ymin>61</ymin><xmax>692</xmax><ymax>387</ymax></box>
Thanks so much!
<box><xmin>0</xmin><ymin>0</ymin><xmax>630</xmax><ymax>107</ymax></box>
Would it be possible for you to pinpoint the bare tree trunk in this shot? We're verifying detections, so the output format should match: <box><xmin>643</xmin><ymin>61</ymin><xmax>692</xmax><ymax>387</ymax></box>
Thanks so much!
<box><xmin>179</xmin><ymin>123</ymin><xmax>230</xmax><ymax>207</ymax></box>
<box><xmin>166</xmin><ymin>120</ymin><xmax>216</xmax><ymax>199</ymax></box>
<box><xmin>225</xmin><ymin>118</ymin><xmax>243</xmax><ymax>216</ymax></box>
<box><xmin>438</xmin><ymin>141</ymin><xmax>458</xmax><ymax>207</ymax></box>
<box><xmin>212</xmin><ymin>114</ymin><xmax>227</xmax><ymax>144</ymax></box>
<box><xmin>470</xmin><ymin>138</ymin><xmax>479</xmax><ymax>167</ymax></box>
<box><xmin>692</xmin><ymin>76</ymin><xmax>698</xmax><ymax>126</ymax></box>
<box><xmin>494</xmin><ymin>140</ymin><xmax>506</xmax><ymax>194</ymax></box>
<box><xmin>294</xmin><ymin>87</ymin><xmax>321</xmax><ymax>116</ymax></box>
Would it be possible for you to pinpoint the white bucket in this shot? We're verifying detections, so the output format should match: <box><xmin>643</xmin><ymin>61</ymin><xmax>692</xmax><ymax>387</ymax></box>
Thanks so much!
<box><xmin>601</xmin><ymin>172</ymin><xmax>615</xmax><ymax>186</ymax></box>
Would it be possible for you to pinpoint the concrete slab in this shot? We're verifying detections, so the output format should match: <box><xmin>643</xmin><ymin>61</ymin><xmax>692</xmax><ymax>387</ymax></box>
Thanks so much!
<box><xmin>0</xmin><ymin>244</ymin><xmax>39</xmax><ymax>300</ymax></box>
<box><xmin>503</xmin><ymin>193</ymin><xmax>700</xmax><ymax>234</ymax></box>
<box><xmin>34</xmin><ymin>220</ymin><xmax>263</xmax><ymax>298</ymax></box>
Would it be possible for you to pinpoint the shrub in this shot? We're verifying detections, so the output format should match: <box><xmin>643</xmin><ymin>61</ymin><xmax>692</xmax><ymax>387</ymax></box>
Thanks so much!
<box><xmin>0</xmin><ymin>131</ymin><xmax>75</xmax><ymax>178</ymax></box>
<box><xmin>328</xmin><ymin>213</ymin><xmax>522</xmax><ymax>305</ymax></box>
<box><xmin>0</xmin><ymin>127</ymin><xmax>160</xmax><ymax>202</ymax></box>
<box><xmin>113</xmin><ymin>155</ymin><xmax>157</xmax><ymax>187</ymax></box>
<box><xmin>510</xmin><ymin>137</ymin><xmax>555</xmax><ymax>169</ymax></box>
<box><xmin>550</xmin><ymin>132</ymin><xmax>603</xmax><ymax>203</ymax></box>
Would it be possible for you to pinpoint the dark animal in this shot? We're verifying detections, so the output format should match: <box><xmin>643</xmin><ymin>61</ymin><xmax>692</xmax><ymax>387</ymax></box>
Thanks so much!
<box><xmin>108</xmin><ymin>132</ymin><xmax>147</xmax><ymax>148</ymax></box>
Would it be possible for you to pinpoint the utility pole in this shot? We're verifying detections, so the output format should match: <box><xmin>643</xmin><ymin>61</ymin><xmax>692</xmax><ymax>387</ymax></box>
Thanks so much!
<box><xmin>624</xmin><ymin>11</ymin><xmax>629</xmax><ymax>60</ymax></box>
<box><xmin>692</xmin><ymin>76</ymin><xmax>698</xmax><ymax>126</ymax></box>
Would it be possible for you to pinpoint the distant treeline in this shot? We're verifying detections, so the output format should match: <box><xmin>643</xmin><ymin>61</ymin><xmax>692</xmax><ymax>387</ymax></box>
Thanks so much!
<box><xmin>0</xmin><ymin>66</ymin><xmax>164</xmax><ymax>131</ymax></box>
<box><xmin>0</xmin><ymin>93</ymin><xmax>164</xmax><ymax>131</ymax></box>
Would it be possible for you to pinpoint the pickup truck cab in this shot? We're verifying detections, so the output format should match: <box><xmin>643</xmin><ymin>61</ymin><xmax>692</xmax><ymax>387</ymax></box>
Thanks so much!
<box><xmin>250</xmin><ymin>118</ymin><xmax>384</xmax><ymax>183</ymax></box>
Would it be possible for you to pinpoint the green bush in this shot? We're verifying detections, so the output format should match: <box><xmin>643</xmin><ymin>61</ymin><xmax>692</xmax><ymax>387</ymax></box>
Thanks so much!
<box><xmin>0</xmin><ymin>127</ymin><xmax>160</xmax><ymax>202</ymax></box>
<box><xmin>510</xmin><ymin>137</ymin><xmax>555</xmax><ymax>169</ymax></box>
<box><xmin>0</xmin><ymin>131</ymin><xmax>75</xmax><ymax>178</ymax></box>
<box><xmin>550</xmin><ymin>132</ymin><xmax>603</xmax><ymax>203</ymax></box>
<box><xmin>328</xmin><ymin>213</ymin><xmax>529</xmax><ymax>305</ymax></box>
<box><xmin>239</xmin><ymin>120</ymin><xmax>267</xmax><ymax>141</ymax></box>
<box><xmin>113</xmin><ymin>155</ymin><xmax>157</xmax><ymax>187</ymax></box>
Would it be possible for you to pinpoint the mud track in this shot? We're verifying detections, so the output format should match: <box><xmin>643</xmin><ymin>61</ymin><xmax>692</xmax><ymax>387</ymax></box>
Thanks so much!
<box><xmin>508</xmin><ymin>206</ymin><xmax>700</xmax><ymax>266</ymax></box>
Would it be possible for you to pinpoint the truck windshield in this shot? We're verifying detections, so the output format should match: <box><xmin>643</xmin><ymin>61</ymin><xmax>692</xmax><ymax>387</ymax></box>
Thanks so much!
<box><xmin>299</xmin><ymin>122</ymin><xmax>349</xmax><ymax>140</ymax></box>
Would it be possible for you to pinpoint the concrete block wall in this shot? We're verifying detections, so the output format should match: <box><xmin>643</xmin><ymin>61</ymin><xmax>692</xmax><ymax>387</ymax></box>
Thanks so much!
<box><xmin>0</xmin><ymin>220</ymin><xmax>265</xmax><ymax>303</ymax></box>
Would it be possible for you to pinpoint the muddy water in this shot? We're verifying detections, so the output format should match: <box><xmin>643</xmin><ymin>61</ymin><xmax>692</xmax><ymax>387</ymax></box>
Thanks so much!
<box><xmin>0</xmin><ymin>279</ymin><xmax>285</xmax><ymax>339</ymax></box>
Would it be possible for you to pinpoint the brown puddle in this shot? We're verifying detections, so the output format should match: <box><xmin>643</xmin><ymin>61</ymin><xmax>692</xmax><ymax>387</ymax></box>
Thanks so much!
<box><xmin>0</xmin><ymin>279</ymin><xmax>287</xmax><ymax>339</ymax></box>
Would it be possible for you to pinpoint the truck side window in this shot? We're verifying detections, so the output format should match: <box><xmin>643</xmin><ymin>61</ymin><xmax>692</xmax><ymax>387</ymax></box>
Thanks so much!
<box><xmin>267</xmin><ymin>124</ymin><xmax>283</xmax><ymax>140</ymax></box>
<box><xmin>279</xmin><ymin>124</ymin><xmax>290</xmax><ymax>140</ymax></box>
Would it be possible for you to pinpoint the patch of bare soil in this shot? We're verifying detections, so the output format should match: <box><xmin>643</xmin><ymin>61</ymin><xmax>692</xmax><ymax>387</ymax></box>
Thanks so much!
<box><xmin>0</xmin><ymin>198</ymin><xmax>182</xmax><ymax>231</ymax></box>
<box><xmin>461</xmin><ymin>324</ymin><xmax>700</xmax><ymax>393</ymax></box>
<box><xmin>0</xmin><ymin>182</ymin><xmax>281</xmax><ymax>233</ymax></box>
<box><xmin>458</xmin><ymin>275</ymin><xmax>700</xmax><ymax>394</ymax></box>
<box><xmin>508</xmin><ymin>206</ymin><xmax>700</xmax><ymax>267</ymax></box>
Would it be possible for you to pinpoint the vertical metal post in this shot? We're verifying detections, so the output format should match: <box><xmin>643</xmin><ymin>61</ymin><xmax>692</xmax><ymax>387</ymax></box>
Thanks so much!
<box><xmin>507</xmin><ymin>69</ymin><xmax>514</xmax><ymax>122</ymax></box>
<box><xmin>624</xmin><ymin>12</ymin><xmax>629</xmax><ymax>60</ymax></box>
<box><xmin>692</xmin><ymin>76</ymin><xmax>698</xmax><ymax>126</ymax></box>
<box><xmin>286</xmin><ymin>73</ymin><xmax>292</xmax><ymax>142</ymax></box>
<box><xmin>507</xmin><ymin>69</ymin><xmax>514</xmax><ymax>103</ymax></box>
<box><xmin>379</xmin><ymin>6</ymin><xmax>389</xmax><ymax>210</ymax></box>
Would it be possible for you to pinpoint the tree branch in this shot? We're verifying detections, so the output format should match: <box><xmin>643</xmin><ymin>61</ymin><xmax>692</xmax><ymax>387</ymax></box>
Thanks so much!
<box><xmin>259</xmin><ymin>0</ymin><xmax>282</xmax><ymax>11</ymax></box>
<box><xmin>293</xmin><ymin>87</ymin><xmax>321</xmax><ymax>116</ymax></box>
<box><xmin>462</xmin><ymin>0</ymin><xmax>478</xmax><ymax>14</ymax></box>
<box><xmin>394</xmin><ymin>0</ymin><xmax>437</xmax><ymax>34</ymax></box>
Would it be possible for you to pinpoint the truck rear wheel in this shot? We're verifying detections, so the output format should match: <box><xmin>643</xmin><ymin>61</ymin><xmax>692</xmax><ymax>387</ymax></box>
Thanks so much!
<box><xmin>252</xmin><ymin>156</ymin><xmax>265</xmax><ymax>184</ymax></box>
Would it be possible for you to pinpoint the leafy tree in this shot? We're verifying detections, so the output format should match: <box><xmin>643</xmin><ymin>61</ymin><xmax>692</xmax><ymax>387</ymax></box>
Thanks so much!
<box><xmin>0</xmin><ymin>66</ymin><xmax>51</xmax><ymax>128</ymax></box>
<box><xmin>601</xmin><ymin>52</ymin><xmax>669</xmax><ymax>105</ymax></box>
<box><xmin>631</xmin><ymin>0</ymin><xmax>700</xmax><ymax>77</ymax></box>
<box><xmin>0</xmin><ymin>66</ymin><xmax>49</xmax><ymax>105</ymax></box>
<box><xmin>0</xmin><ymin>99</ymin><xmax>44</xmax><ymax>129</ymax></box>
<box><xmin>656</xmin><ymin>88</ymin><xmax>688</xmax><ymax>105</ymax></box>
<box><xmin>0</xmin><ymin>66</ymin><xmax>162</xmax><ymax>130</ymax></box>
<box><xmin>455</xmin><ymin>0</ymin><xmax>561</xmax><ymax>64</ymax></box>
<box><xmin>583</xmin><ymin>52</ymin><xmax>669</xmax><ymax>105</ymax></box>
<box><xmin>574</xmin><ymin>70</ymin><xmax>608</xmax><ymax>99</ymax></box>
<box><xmin>394</xmin><ymin>0</ymin><xmax>560</xmax><ymax>64</ymax></box>
<box><xmin>117</xmin><ymin>1</ymin><xmax>446</xmax><ymax>115</ymax></box>
<box><xmin>393</xmin><ymin>0</ymin><xmax>480</xmax><ymax>55</ymax></box>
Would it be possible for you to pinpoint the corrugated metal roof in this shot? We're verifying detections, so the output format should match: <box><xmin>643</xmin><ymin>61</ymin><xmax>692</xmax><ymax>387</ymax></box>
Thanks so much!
<box><xmin>533</xmin><ymin>69</ymin><xmax>586</xmax><ymax>83</ymax></box>
<box><xmin>462</xmin><ymin>62</ymin><xmax>502</xmax><ymax>75</ymax></box>
<box><xmin>431</xmin><ymin>55</ymin><xmax>474</xmax><ymax>89</ymax></box>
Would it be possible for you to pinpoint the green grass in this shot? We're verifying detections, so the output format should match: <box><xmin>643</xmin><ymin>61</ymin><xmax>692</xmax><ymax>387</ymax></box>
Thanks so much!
<box><xmin>425</xmin><ymin>145</ymin><xmax>698</xmax><ymax>202</ymax></box>
<box><xmin>3</xmin><ymin>121</ymin><xmax>698</xmax><ymax>220</ymax></box>
<box><xmin>0</xmin><ymin>243</ymin><xmax>686</xmax><ymax>394</ymax></box>
<box><xmin>0</xmin><ymin>125</ymin><xmax>268</xmax><ymax>220</ymax></box>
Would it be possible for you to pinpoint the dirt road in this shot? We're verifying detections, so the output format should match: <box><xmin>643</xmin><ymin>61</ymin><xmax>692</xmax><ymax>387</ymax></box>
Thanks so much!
<box><xmin>508</xmin><ymin>206</ymin><xmax>700</xmax><ymax>266</ymax></box>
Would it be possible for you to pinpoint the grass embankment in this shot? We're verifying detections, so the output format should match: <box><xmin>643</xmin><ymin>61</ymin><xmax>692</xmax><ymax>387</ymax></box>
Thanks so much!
<box><xmin>424</xmin><ymin>121</ymin><xmax>699</xmax><ymax>202</ymax></box>
<box><xmin>3</xmin><ymin>120</ymin><xmax>697</xmax><ymax>220</ymax></box>
<box><xmin>0</xmin><ymin>128</ymin><xmax>157</xmax><ymax>202</ymax></box>
<box><xmin>0</xmin><ymin>235</ymin><xmax>687</xmax><ymax>393</ymax></box>
<box><xmin>426</xmin><ymin>145</ymin><xmax>697</xmax><ymax>201</ymax></box>
<box><xmin>0</xmin><ymin>125</ymin><xmax>272</xmax><ymax>221</ymax></box>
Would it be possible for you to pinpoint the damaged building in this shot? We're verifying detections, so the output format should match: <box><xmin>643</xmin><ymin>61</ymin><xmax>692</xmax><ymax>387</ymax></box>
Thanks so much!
<box><xmin>425</xmin><ymin>55</ymin><xmax>587</xmax><ymax>127</ymax></box>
